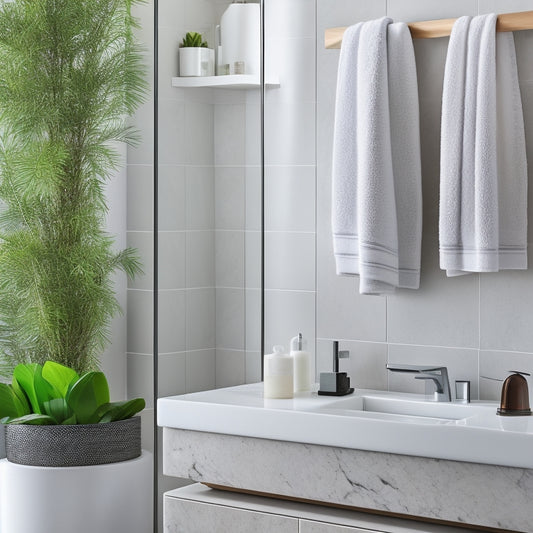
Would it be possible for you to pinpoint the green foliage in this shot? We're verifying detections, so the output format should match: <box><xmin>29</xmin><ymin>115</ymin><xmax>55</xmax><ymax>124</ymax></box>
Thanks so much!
<box><xmin>0</xmin><ymin>0</ymin><xmax>147</xmax><ymax>377</ymax></box>
<box><xmin>0</xmin><ymin>362</ymin><xmax>145</xmax><ymax>425</ymax></box>
<box><xmin>181</xmin><ymin>31</ymin><xmax>208</xmax><ymax>48</ymax></box>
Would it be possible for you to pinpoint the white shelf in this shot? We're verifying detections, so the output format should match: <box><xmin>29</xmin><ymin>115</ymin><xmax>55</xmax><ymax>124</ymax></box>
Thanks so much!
<box><xmin>171</xmin><ymin>74</ymin><xmax>279</xmax><ymax>89</ymax></box>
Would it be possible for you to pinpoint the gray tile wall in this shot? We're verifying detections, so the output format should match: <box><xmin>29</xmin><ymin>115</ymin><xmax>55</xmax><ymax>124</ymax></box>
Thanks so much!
<box><xmin>266</xmin><ymin>0</ymin><xmax>533</xmax><ymax>404</ymax></box>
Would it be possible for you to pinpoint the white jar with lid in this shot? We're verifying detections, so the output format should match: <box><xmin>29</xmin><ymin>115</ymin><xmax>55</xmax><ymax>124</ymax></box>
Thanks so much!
<box><xmin>264</xmin><ymin>345</ymin><xmax>293</xmax><ymax>399</ymax></box>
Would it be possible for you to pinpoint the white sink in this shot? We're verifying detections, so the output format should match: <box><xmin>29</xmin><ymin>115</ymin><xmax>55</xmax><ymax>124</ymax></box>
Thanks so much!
<box><xmin>157</xmin><ymin>383</ymin><xmax>533</xmax><ymax>469</ymax></box>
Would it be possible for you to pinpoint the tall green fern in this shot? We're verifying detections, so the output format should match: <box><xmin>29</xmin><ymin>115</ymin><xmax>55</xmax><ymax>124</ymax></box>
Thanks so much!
<box><xmin>0</xmin><ymin>0</ymin><xmax>147</xmax><ymax>377</ymax></box>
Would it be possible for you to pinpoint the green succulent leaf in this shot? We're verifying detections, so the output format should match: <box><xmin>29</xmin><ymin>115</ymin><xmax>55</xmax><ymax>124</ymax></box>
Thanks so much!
<box><xmin>61</xmin><ymin>414</ymin><xmax>77</xmax><ymax>425</ymax></box>
<box><xmin>12</xmin><ymin>376</ymin><xmax>31</xmax><ymax>414</ymax></box>
<box><xmin>66</xmin><ymin>371</ymin><xmax>110</xmax><ymax>424</ymax></box>
<box><xmin>0</xmin><ymin>383</ymin><xmax>26</xmax><ymax>418</ymax></box>
<box><xmin>43</xmin><ymin>397</ymin><xmax>73</xmax><ymax>425</ymax></box>
<box><xmin>42</xmin><ymin>361</ymin><xmax>79</xmax><ymax>398</ymax></box>
<box><xmin>97</xmin><ymin>398</ymin><xmax>145</xmax><ymax>423</ymax></box>
<box><xmin>181</xmin><ymin>31</ymin><xmax>208</xmax><ymax>48</ymax></box>
<box><xmin>13</xmin><ymin>363</ymin><xmax>55</xmax><ymax>414</ymax></box>
<box><xmin>7</xmin><ymin>413</ymin><xmax>57</xmax><ymax>425</ymax></box>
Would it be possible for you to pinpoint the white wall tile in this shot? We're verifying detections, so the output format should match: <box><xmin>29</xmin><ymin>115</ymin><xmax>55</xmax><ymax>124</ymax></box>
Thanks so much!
<box><xmin>480</xmin><ymin>268</ymin><xmax>533</xmax><ymax>353</ymax></box>
<box><xmin>185</xmin><ymin>103</ymin><xmax>214</xmax><ymax>166</ymax></box>
<box><xmin>158</xmin><ymin>165</ymin><xmax>186</xmax><ymax>232</ymax></box>
<box><xmin>265</xmin><ymin>232</ymin><xmax>316</xmax><ymax>291</ymax></box>
<box><xmin>186</xmin><ymin>349</ymin><xmax>216</xmax><ymax>393</ymax></box>
<box><xmin>245</xmin><ymin>166</ymin><xmax>262</xmax><ymax>231</ymax></box>
<box><xmin>214</xmin><ymin>104</ymin><xmax>246</xmax><ymax>166</ymax></box>
<box><xmin>216</xmin><ymin>349</ymin><xmax>246</xmax><ymax>388</ymax></box>
<box><xmin>186</xmin><ymin>231</ymin><xmax>215</xmax><ymax>287</ymax></box>
<box><xmin>158</xmin><ymin>26</ymin><xmax>181</xmax><ymax>99</ymax></box>
<box><xmin>264</xmin><ymin>102</ymin><xmax>316</xmax><ymax>166</ymax></box>
<box><xmin>128</xmin><ymin>99</ymin><xmax>154</xmax><ymax>165</ymax></box>
<box><xmin>158</xmin><ymin>98</ymin><xmax>185</xmax><ymax>165</ymax></box>
<box><xmin>386</xmin><ymin>0</ymin><xmax>477</xmax><ymax>22</ymax></box>
<box><xmin>158</xmin><ymin>353</ymin><xmax>187</xmax><ymax>397</ymax></box>
<box><xmin>128</xmin><ymin>165</ymin><xmax>154</xmax><ymax>231</ymax></box>
<box><xmin>246</xmin><ymin>350</ymin><xmax>262</xmax><ymax>383</ymax></box>
<box><xmin>245</xmin><ymin>231</ymin><xmax>262</xmax><ymax>290</ymax></box>
<box><xmin>158</xmin><ymin>289</ymin><xmax>186</xmax><ymax>353</ymax></box>
<box><xmin>127</xmin><ymin>353</ymin><xmax>154</xmax><ymax>407</ymax></box>
<box><xmin>216</xmin><ymin>288</ymin><xmax>245</xmax><ymax>349</ymax></box>
<box><xmin>245</xmin><ymin>289</ymin><xmax>262</xmax><ymax>352</ymax></box>
<box><xmin>265</xmin><ymin>38</ymin><xmax>316</xmax><ymax>104</ymax></box>
<box><xmin>387</xmin><ymin>345</ymin><xmax>479</xmax><ymax>400</ymax></box>
<box><xmin>215</xmin><ymin>167</ymin><xmax>245</xmax><ymax>230</ymax></box>
<box><xmin>514</xmin><ymin>31</ymin><xmax>533</xmax><ymax>84</ymax></box>
<box><xmin>387</xmin><ymin>239</ymin><xmax>480</xmax><ymax>348</ymax></box>
<box><xmin>215</xmin><ymin>231</ymin><xmax>245</xmax><ymax>288</ymax></box>
<box><xmin>478</xmin><ymin>0</ymin><xmax>533</xmax><ymax>15</ymax></box>
<box><xmin>186</xmin><ymin>166</ymin><xmax>214</xmax><ymax>230</ymax></box>
<box><xmin>158</xmin><ymin>0</ymin><xmax>184</xmax><ymax>30</ymax></box>
<box><xmin>265</xmin><ymin>0</ymin><xmax>316</xmax><ymax>40</ymax></box>
<box><xmin>245</xmin><ymin>99</ymin><xmax>261</xmax><ymax>166</ymax></box>
<box><xmin>158</xmin><ymin>231</ymin><xmax>186</xmax><ymax>290</ymax></box>
<box><xmin>186</xmin><ymin>288</ymin><xmax>216</xmax><ymax>350</ymax></box>
<box><xmin>264</xmin><ymin>166</ymin><xmax>316</xmax><ymax>233</ymax></box>
<box><xmin>127</xmin><ymin>289</ymin><xmax>154</xmax><ymax>354</ymax></box>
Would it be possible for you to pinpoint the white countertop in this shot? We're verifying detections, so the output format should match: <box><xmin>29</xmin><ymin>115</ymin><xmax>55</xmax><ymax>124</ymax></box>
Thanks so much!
<box><xmin>158</xmin><ymin>382</ymin><xmax>533</xmax><ymax>469</ymax></box>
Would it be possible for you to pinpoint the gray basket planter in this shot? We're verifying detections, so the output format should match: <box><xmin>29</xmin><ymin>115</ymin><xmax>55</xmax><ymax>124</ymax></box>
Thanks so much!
<box><xmin>5</xmin><ymin>416</ymin><xmax>141</xmax><ymax>467</ymax></box>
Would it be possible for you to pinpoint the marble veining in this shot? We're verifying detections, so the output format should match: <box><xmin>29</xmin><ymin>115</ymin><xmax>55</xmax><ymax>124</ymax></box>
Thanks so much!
<box><xmin>164</xmin><ymin>428</ymin><xmax>533</xmax><ymax>532</ymax></box>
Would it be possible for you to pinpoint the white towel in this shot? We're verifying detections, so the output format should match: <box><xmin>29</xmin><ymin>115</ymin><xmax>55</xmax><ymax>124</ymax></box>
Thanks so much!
<box><xmin>439</xmin><ymin>14</ymin><xmax>527</xmax><ymax>276</ymax></box>
<box><xmin>332</xmin><ymin>18</ymin><xmax>422</xmax><ymax>295</ymax></box>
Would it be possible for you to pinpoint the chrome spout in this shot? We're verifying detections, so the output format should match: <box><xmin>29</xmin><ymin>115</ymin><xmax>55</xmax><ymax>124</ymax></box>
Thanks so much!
<box><xmin>386</xmin><ymin>363</ymin><xmax>452</xmax><ymax>402</ymax></box>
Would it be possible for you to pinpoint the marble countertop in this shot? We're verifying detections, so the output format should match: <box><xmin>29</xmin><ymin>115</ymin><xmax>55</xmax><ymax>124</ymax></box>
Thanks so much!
<box><xmin>158</xmin><ymin>382</ymin><xmax>533</xmax><ymax>469</ymax></box>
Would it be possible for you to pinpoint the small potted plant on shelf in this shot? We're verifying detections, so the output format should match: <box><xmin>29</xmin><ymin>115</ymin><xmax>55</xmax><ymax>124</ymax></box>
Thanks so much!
<box><xmin>179</xmin><ymin>31</ymin><xmax>215</xmax><ymax>77</ymax></box>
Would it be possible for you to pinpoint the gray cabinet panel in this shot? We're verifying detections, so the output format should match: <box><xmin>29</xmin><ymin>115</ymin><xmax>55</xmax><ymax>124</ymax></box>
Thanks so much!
<box><xmin>164</xmin><ymin>496</ymin><xmax>298</xmax><ymax>533</ymax></box>
<box><xmin>300</xmin><ymin>519</ymin><xmax>382</xmax><ymax>533</ymax></box>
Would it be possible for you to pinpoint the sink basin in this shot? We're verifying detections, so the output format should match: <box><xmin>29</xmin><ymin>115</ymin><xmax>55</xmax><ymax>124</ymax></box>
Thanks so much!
<box><xmin>314</xmin><ymin>394</ymin><xmax>488</xmax><ymax>422</ymax></box>
<box><xmin>158</xmin><ymin>382</ymin><xmax>533</xmax><ymax>469</ymax></box>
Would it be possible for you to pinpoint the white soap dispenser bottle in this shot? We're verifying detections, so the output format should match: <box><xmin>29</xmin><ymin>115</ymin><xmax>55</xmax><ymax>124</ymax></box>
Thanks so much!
<box><xmin>264</xmin><ymin>345</ymin><xmax>293</xmax><ymax>399</ymax></box>
<box><xmin>291</xmin><ymin>333</ymin><xmax>311</xmax><ymax>392</ymax></box>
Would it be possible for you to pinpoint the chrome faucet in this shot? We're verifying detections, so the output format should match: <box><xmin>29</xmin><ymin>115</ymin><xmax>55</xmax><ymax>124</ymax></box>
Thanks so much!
<box><xmin>386</xmin><ymin>364</ymin><xmax>452</xmax><ymax>402</ymax></box>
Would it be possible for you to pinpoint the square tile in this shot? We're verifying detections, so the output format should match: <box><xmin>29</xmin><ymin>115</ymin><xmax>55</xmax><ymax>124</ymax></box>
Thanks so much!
<box><xmin>246</xmin><ymin>351</ymin><xmax>262</xmax><ymax>383</ymax></box>
<box><xmin>245</xmin><ymin>288</ymin><xmax>262</xmax><ymax>352</ymax></box>
<box><xmin>245</xmin><ymin>231</ymin><xmax>262</xmax><ymax>290</ymax></box>
<box><xmin>214</xmin><ymin>104</ymin><xmax>246</xmax><ymax>166</ymax></box>
<box><xmin>158</xmin><ymin>289</ymin><xmax>186</xmax><ymax>353</ymax></box>
<box><xmin>158</xmin><ymin>165</ymin><xmax>185</xmax><ymax>232</ymax></box>
<box><xmin>265</xmin><ymin>232</ymin><xmax>315</xmax><ymax>291</ymax></box>
<box><xmin>245</xmin><ymin>166</ymin><xmax>262</xmax><ymax>232</ymax></box>
<box><xmin>127</xmin><ymin>353</ymin><xmax>154</xmax><ymax>407</ymax></box>
<box><xmin>265</xmin><ymin>0</ymin><xmax>316</xmax><ymax>40</ymax></box>
<box><xmin>158</xmin><ymin>353</ymin><xmax>187</xmax><ymax>398</ymax></box>
<box><xmin>186</xmin><ymin>231</ymin><xmax>215</xmax><ymax>288</ymax></box>
<box><xmin>186</xmin><ymin>166</ymin><xmax>214</xmax><ymax>231</ymax></box>
<box><xmin>158</xmin><ymin>231</ymin><xmax>186</xmax><ymax>290</ymax></box>
<box><xmin>184</xmin><ymin>102</ymin><xmax>214</xmax><ymax>166</ymax></box>
<box><xmin>128</xmin><ymin>165</ymin><xmax>154</xmax><ymax>231</ymax></box>
<box><xmin>186</xmin><ymin>349</ymin><xmax>216</xmax><ymax>393</ymax></box>
<box><xmin>216</xmin><ymin>349</ymin><xmax>246</xmax><ymax>388</ymax></box>
<box><xmin>216</xmin><ymin>288</ymin><xmax>245</xmax><ymax>350</ymax></box>
<box><xmin>215</xmin><ymin>230</ymin><xmax>245</xmax><ymax>288</ymax></box>
<box><xmin>186</xmin><ymin>288</ymin><xmax>216</xmax><ymax>350</ymax></box>
<box><xmin>215</xmin><ymin>167</ymin><xmax>245</xmax><ymax>230</ymax></box>
<box><xmin>264</xmin><ymin>166</ymin><xmax>316</xmax><ymax>233</ymax></box>
<box><xmin>127</xmin><ymin>289</ymin><xmax>154</xmax><ymax>354</ymax></box>
<box><xmin>386</xmin><ymin>0</ymin><xmax>477</xmax><ymax>22</ymax></box>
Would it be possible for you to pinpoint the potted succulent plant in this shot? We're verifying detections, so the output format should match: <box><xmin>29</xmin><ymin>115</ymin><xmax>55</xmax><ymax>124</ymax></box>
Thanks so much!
<box><xmin>0</xmin><ymin>361</ymin><xmax>145</xmax><ymax>467</ymax></box>
<box><xmin>179</xmin><ymin>31</ymin><xmax>215</xmax><ymax>76</ymax></box>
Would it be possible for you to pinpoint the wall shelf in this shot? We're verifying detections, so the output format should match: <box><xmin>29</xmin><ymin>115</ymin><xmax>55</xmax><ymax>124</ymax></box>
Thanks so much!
<box><xmin>171</xmin><ymin>74</ymin><xmax>280</xmax><ymax>89</ymax></box>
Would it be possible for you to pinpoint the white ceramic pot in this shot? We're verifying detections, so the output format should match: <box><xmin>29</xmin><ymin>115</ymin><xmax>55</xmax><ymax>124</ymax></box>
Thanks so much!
<box><xmin>0</xmin><ymin>451</ymin><xmax>153</xmax><ymax>533</ymax></box>
<box><xmin>179</xmin><ymin>47</ymin><xmax>215</xmax><ymax>77</ymax></box>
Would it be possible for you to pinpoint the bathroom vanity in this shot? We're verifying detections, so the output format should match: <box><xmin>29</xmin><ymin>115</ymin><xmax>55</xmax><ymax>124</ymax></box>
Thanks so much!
<box><xmin>159</xmin><ymin>383</ymin><xmax>533</xmax><ymax>532</ymax></box>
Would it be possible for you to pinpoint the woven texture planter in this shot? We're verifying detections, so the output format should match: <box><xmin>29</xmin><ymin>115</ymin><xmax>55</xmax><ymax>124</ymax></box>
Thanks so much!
<box><xmin>5</xmin><ymin>416</ymin><xmax>141</xmax><ymax>467</ymax></box>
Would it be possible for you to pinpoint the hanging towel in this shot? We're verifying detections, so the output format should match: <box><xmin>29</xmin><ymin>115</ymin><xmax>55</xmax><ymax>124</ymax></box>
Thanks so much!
<box><xmin>331</xmin><ymin>18</ymin><xmax>422</xmax><ymax>295</ymax></box>
<box><xmin>439</xmin><ymin>14</ymin><xmax>527</xmax><ymax>276</ymax></box>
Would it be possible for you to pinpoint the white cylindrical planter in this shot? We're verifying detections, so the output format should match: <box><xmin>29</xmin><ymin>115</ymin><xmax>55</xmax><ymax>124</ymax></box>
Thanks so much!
<box><xmin>179</xmin><ymin>48</ymin><xmax>215</xmax><ymax>77</ymax></box>
<box><xmin>0</xmin><ymin>451</ymin><xmax>152</xmax><ymax>533</ymax></box>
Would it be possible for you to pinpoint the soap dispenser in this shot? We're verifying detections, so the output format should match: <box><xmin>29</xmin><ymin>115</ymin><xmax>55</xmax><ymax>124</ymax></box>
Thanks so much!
<box><xmin>264</xmin><ymin>346</ymin><xmax>293</xmax><ymax>399</ymax></box>
<box><xmin>291</xmin><ymin>333</ymin><xmax>311</xmax><ymax>392</ymax></box>
<box><xmin>497</xmin><ymin>371</ymin><xmax>532</xmax><ymax>416</ymax></box>
<box><xmin>318</xmin><ymin>341</ymin><xmax>354</xmax><ymax>396</ymax></box>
